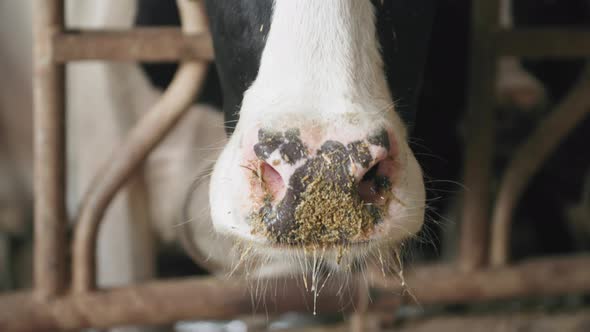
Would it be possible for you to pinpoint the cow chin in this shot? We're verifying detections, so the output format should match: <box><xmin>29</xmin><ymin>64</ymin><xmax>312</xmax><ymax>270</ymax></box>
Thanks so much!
<box><xmin>208</xmin><ymin>122</ymin><xmax>425</xmax><ymax>274</ymax></box>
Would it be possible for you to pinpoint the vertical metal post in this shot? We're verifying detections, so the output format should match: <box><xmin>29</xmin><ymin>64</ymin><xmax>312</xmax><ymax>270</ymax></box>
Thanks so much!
<box><xmin>459</xmin><ymin>0</ymin><xmax>500</xmax><ymax>271</ymax></box>
<box><xmin>32</xmin><ymin>0</ymin><xmax>66</xmax><ymax>299</ymax></box>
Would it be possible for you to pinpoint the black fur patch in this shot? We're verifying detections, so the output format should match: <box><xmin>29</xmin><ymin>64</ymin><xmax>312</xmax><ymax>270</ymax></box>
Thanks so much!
<box><xmin>254</xmin><ymin>128</ymin><xmax>307</xmax><ymax>165</ymax></box>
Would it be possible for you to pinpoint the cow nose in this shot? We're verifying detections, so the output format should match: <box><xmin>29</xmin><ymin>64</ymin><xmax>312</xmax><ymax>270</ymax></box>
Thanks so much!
<box><xmin>245</xmin><ymin>127</ymin><xmax>395</xmax><ymax>246</ymax></box>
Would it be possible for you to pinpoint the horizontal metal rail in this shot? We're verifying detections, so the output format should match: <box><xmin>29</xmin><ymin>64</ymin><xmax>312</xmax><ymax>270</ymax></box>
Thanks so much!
<box><xmin>53</xmin><ymin>28</ymin><xmax>214</xmax><ymax>62</ymax></box>
<box><xmin>48</xmin><ymin>28</ymin><xmax>590</xmax><ymax>63</ymax></box>
<box><xmin>496</xmin><ymin>28</ymin><xmax>590</xmax><ymax>58</ymax></box>
<box><xmin>1</xmin><ymin>255</ymin><xmax>590</xmax><ymax>331</ymax></box>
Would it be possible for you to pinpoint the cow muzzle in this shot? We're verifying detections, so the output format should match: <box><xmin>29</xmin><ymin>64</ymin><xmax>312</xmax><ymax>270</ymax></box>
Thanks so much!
<box><xmin>241</xmin><ymin>125</ymin><xmax>400</xmax><ymax>247</ymax></box>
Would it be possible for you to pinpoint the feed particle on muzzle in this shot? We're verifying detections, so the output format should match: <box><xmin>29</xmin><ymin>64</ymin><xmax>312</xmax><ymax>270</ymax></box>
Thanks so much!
<box><xmin>292</xmin><ymin>165</ymin><xmax>376</xmax><ymax>245</ymax></box>
<box><xmin>250</xmin><ymin>137</ymin><xmax>388</xmax><ymax>247</ymax></box>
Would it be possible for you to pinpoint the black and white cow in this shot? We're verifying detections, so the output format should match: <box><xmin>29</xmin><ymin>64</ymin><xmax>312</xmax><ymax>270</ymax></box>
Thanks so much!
<box><xmin>189</xmin><ymin>0</ymin><xmax>435</xmax><ymax>273</ymax></box>
<box><xmin>145</xmin><ymin>0</ymin><xmax>590</xmax><ymax>272</ymax></box>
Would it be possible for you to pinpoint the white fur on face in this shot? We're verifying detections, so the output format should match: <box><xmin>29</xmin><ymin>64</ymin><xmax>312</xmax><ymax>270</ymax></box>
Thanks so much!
<box><xmin>209</xmin><ymin>0</ymin><xmax>425</xmax><ymax>270</ymax></box>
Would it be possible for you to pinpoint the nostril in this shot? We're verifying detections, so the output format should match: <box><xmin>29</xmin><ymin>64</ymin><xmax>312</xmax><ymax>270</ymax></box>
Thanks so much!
<box><xmin>260</xmin><ymin>162</ymin><xmax>286</xmax><ymax>200</ymax></box>
<box><xmin>358</xmin><ymin>160</ymin><xmax>393</xmax><ymax>206</ymax></box>
<box><xmin>361</xmin><ymin>162</ymin><xmax>379</xmax><ymax>183</ymax></box>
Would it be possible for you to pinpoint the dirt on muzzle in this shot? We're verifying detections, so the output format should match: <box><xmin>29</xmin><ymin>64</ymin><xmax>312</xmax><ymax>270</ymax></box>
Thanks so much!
<box><xmin>250</xmin><ymin>138</ymin><xmax>392</xmax><ymax>247</ymax></box>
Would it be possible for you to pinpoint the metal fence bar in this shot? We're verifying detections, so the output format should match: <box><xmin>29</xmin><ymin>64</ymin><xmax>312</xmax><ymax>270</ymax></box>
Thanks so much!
<box><xmin>53</xmin><ymin>28</ymin><xmax>214</xmax><ymax>62</ymax></box>
<box><xmin>490</xmin><ymin>65</ymin><xmax>590</xmax><ymax>266</ymax></box>
<box><xmin>2</xmin><ymin>255</ymin><xmax>590</xmax><ymax>331</ymax></box>
<box><xmin>71</xmin><ymin>63</ymin><xmax>208</xmax><ymax>292</ymax></box>
<box><xmin>72</xmin><ymin>0</ymin><xmax>209</xmax><ymax>293</ymax></box>
<box><xmin>370</xmin><ymin>254</ymin><xmax>590</xmax><ymax>305</ymax></box>
<box><xmin>32</xmin><ymin>0</ymin><xmax>67</xmax><ymax>300</ymax></box>
<box><xmin>497</xmin><ymin>28</ymin><xmax>590</xmax><ymax>57</ymax></box>
<box><xmin>48</xmin><ymin>28</ymin><xmax>590</xmax><ymax>63</ymax></box>
<box><xmin>49</xmin><ymin>28</ymin><xmax>590</xmax><ymax>63</ymax></box>
<box><xmin>459</xmin><ymin>0</ymin><xmax>500</xmax><ymax>271</ymax></box>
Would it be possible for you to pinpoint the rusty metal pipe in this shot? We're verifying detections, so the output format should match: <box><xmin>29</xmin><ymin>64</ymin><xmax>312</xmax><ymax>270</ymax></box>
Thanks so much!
<box><xmin>54</xmin><ymin>28</ymin><xmax>214</xmax><ymax>63</ymax></box>
<box><xmin>496</xmin><ymin>28</ymin><xmax>590</xmax><ymax>58</ymax></box>
<box><xmin>0</xmin><ymin>277</ymin><xmax>355</xmax><ymax>332</ymax></box>
<box><xmin>459</xmin><ymin>0</ymin><xmax>500</xmax><ymax>271</ymax></box>
<box><xmin>370</xmin><ymin>255</ymin><xmax>590</xmax><ymax>305</ymax></box>
<box><xmin>490</xmin><ymin>65</ymin><xmax>590</xmax><ymax>266</ymax></box>
<box><xmin>32</xmin><ymin>0</ymin><xmax>67</xmax><ymax>300</ymax></box>
<box><xmin>2</xmin><ymin>255</ymin><xmax>590</xmax><ymax>331</ymax></box>
<box><xmin>72</xmin><ymin>0</ymin><xmax>209</xmax><ymax>292</ymax></box>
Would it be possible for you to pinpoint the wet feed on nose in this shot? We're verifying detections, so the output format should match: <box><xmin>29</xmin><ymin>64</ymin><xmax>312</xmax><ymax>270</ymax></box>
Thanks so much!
<box><xmin>250</xmin><ymin>128</ymin><xmax>393</xmax><ymax>247</ymax></box>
